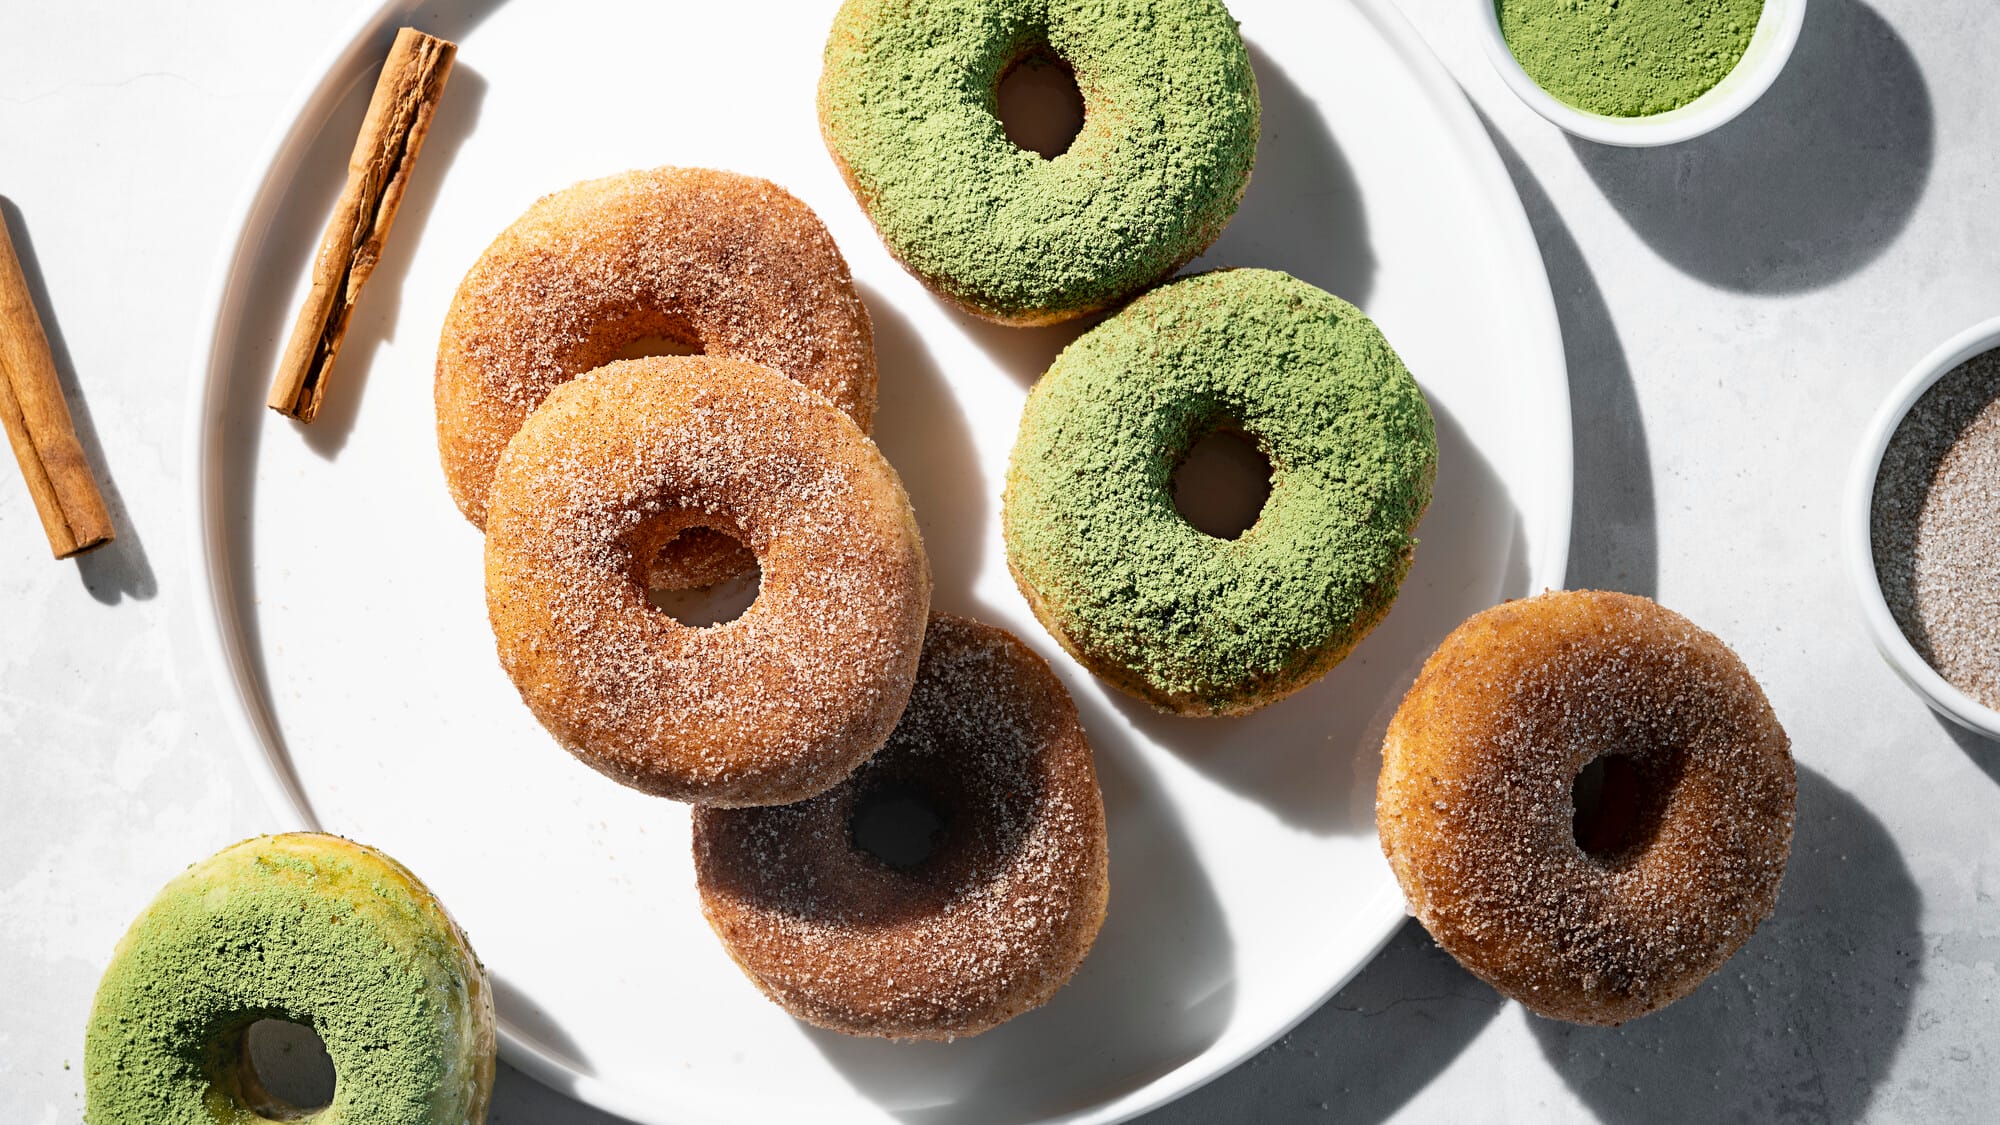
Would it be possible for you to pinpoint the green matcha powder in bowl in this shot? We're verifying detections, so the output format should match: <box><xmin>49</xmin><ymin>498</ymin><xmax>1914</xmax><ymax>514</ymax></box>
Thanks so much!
<box><xmin>1476</xmin><ymin>0</ymin><xmax>1808</xmax><ymax>146</ymax></box>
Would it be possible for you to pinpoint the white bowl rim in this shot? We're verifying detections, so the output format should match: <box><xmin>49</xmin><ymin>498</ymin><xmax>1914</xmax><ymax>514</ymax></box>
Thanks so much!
<box><xmin>1844</xmin><ymin>314</ymin><xmax>2000</xmax><ymax>742</ymax></box>
<box><xmin>1474</xmin><ymin>0</ymin><xmax>1809</xmax><ymax>147</ymax></box>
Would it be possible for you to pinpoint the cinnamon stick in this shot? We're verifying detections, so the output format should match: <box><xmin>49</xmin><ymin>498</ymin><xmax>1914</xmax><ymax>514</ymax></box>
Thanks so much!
<box><xmin>266</xmin><ymin>27</ymin><xmax>456</xmax><ymax>422</ymax></box>
<box><xmin>0</xmin><ymin>210</ymin><xmax>113</xmax><ymax>558</ymax></box>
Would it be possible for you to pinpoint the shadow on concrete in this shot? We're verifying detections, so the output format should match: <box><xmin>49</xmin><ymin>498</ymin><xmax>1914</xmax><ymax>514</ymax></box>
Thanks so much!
<box><xmin>1532</xmin><ymin>767</ymin><xmax>1921</xmax><ymax>1123</ymax></box>
<box><xmin>1142</xmin><ymin>919</ymin><xmax>1502</xmax><ymax>1124</ymax></box>
<box><xmin>1571</xmin><ymin>0</ymin><xmax>1933</xmax><ymax>294</ymax></box>
<box><xmin>1478</xmin><ymin>114</ymin><xmax>1656</xmax><ymax>595</ymax></box>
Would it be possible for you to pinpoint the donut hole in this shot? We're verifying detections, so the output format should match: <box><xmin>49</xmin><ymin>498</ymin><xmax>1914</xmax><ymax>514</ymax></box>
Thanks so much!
<box><xmin>238</xmin><ymin>1017</ymin><xmax>335</xmax><ymax>1118</ymax></box>
<box><xmin>622</xmin><ymin>512</ymin><xmax>762</xmax><ymax>627</ymax></box>
<box><xmin>1172</xmin><ymin>425</ymin><xmax>1273</xmax><ymax>540</ymax></box>
<box><xmin>850</xmin><ymin>778</ymin><xmax>950</xmax><ymax>870</ymax></box>
<box><xmin>612</xmin><ymin>334</ymin><xmax>703</xmax><ymax>360</ymax></box>
<box><xmin>644</xmin><ymin>529</ymin><xmax>762</xmax><ymax>627</ymax></box>
<box><xmin>1571</xmin><ymin>753</ymin><xmax>1674</xmax><ymax>866</ymax></box>
<box><xmin>598</xmin><ymin>307</ymin><xmax>705</xmax><ymax>363</ymax></box>
<box><xmin>996</xmin><ymin>48</ymin><xmax>1084</xmax><ymax>159</ymax></box>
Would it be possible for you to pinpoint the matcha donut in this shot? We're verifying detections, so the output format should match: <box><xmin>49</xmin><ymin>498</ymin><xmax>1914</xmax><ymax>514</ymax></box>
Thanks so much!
<box><xmin>85</xmin><ymin>834</ymin><xmax>495</xmax><ymax>1125</ymax></box>
<box><xmin>818</xmin><ymin>0</ymin><xmax>1260</xmax><ymax>325</ymax></box>
<box><xmin>1002</xmin><ymin>269</ymin><xmax>1436</xmax><ymax>715</ymax></box>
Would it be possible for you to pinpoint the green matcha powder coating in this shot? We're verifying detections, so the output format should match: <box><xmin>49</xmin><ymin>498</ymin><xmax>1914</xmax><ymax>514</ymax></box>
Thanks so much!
<box><xmin>819</xmin><ymin>0</ymin><xmax>1259</xmax><ymax>322</ymax></box>
<box><xmin>1498</xmin><ymin>0</ymin><xmax>1764</xmax><ymax>117</ymax></box>
<box><xmin>84</xmin><ymin>836</ymin><xmax>484</xmax><ymax>1125</ymax></box>
<box><xmin>1003</xmin><ymin>269</ymin><xmax>1436</xmax><ymax>714</ymax></box>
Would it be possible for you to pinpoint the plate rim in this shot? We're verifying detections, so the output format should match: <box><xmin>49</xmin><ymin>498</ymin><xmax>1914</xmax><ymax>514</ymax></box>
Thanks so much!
<box><xmin>182</xmin><ymin>1</ymin><xmax>1573</xmax><ymax>1122</ymax></box>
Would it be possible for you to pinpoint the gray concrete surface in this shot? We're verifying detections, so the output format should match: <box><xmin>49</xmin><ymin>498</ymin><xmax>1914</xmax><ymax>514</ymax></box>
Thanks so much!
<box><xmin>4</xmin><ymin>1</ymin><xmax>1996</xmax><ymax>1122</ymax></box>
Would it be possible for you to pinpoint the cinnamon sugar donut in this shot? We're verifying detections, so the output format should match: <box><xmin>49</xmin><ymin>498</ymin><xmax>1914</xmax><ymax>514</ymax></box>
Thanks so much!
<box><xmin>438</xmin><ymin>166</ymin><xmax>876</xmax><ymax>586</ymax></box>
<box><xmin>1377</xmin><ymin>590</ymin><xmax>1795</xmax><ymax>1025</ymax></box>
<box><xmin>694</xmin><ymin>614</ymin><xmax>1108</xmax><ymax>1039</ymax></box>
<box><xmin>483</xmin><ymin>356</ymin><xmax>929</xmax><ymax>807</ymax></box>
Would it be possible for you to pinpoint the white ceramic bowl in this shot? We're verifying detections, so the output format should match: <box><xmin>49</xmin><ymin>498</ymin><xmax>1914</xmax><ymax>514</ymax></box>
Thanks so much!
<box><xmin>1475</xmin><ymin>0</ymin><xmax>1808</xmax><ymax>147</ymax></box>
<box><xmin>1845</xmin><ymin>316</ymin><xmax>2000</xmax><ymax>741</ymax></box>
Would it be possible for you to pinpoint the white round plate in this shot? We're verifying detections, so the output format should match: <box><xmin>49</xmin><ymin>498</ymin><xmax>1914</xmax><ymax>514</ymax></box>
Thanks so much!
<box><xmin>187</xmin><ymin>2</ymin><xmax>1570</xmax><ymax>1122</ymax></box>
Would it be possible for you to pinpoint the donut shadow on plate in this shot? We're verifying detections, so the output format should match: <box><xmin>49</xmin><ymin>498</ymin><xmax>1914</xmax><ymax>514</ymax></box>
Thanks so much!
<box><xmin>1530</xmin><ymin>767</ymin><xmax>1921</xmax><ymax>1123</ymax></box>
<box><xmin>489</xmin><ymin>1062</ymin><xmax>629</xmax><ymax>1125</ymax></box>
<box><xmin>1184</xmin><ymin>42</ymin><xmax>1375</xmax><ymax>310</ymax></box>
<box><xmin>949</xmin><ymin>310</ymin><xmax>1094</xmax><ymax>388</ymax></box>
<box><xmin>860</xmin><ymin>282</ymin><xmax>993</xmax><ymax>617</ymax></box>
<box><xmin>808</xmin><ymin>684</ymin><xmax>1234</xmax><ymax>1124</ymax></box>
<box><xmin>485</xmin><ymin>975</ymin><xmax>591</xmax><ymax>1075</ymax></box>
<box><xmin>822</xmin><ymin>288</ymin><xmax>1235</xmax><ymax>1121</ymax></box>
<box><xmin>1146</xmin><ymin>917</ymin><xmax>1503</xmax><ymax>1124</ymax></box>
<box><xmin>1107</xmin><ymin>399</ymin><xmax>1530</xmax><ymax>837</ymax></box>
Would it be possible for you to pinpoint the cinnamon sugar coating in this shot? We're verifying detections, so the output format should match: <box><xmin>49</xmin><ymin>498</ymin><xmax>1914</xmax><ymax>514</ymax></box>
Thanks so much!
<box><xmin>483</xmin><ymin>357</ymin><xmax>929</xmax><ymax>807</ymax></box>
<box><xmin>436</xmin><ymin>166</ymin><xmax>877</xmax><ymax>583</ymax></box>
<box><xmin>694</xmin><ymin>614</ymin><xmax>1109</xmax><ymax>1039</ymax></box>
<box><xmin>1377</xmin><ymin>590</ymin><xmax>1794</xmax><ymax>1026</ymax></box>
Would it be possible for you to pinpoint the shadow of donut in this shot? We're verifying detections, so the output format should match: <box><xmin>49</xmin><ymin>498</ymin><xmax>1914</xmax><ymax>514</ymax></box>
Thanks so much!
<box><xmin>1104</xmin><ymin>398</ymin><xmax>1529</xmax><ymax>837</ymax></box>
<box><xmin>811</xmin><ymin>684</ymin><xmax>1234</xmax><ymax>1124</ymax></box>
<box><xmin>491</xmin><ymin>1062</ymin><xmax>631</xmax><ymax>1125</ymax></box>
<box><xmin>484</xmin><ymin>973</ymin><xmax>645</xmax><ymax>1124</ymax></box>
<box><xmin>1188</xmin><ymin>41</ymin><xmax>1376</xmax><ymax>309</ymax></box>
<box><xmin>487</xmin><ymin>974</ymin><xmax>594</xmax><ymax>1075</ymax></box>
<box><xmin>1570</xmin><ymin>0</ymin><xmax>1933</xmax><ymax>294</ymax></box>
<box><xmin>860</xmin><ymin>282</ymin><xmax>997</xmax><ymax>620</ymax></box>
<box><xmin>1530</xmin><ymin>766</ymin><xmax>1921</xmax><ymax>1123</ymax></box>
<box><xmin>1139</xmin><ymin>918</ymin><xmax>1503</xmax><ymax>1124</ymax></box>
<box><xmin>949</xmin><ymin>309</ymin><xmax>1094</xmax><ymax>389</ymax></box>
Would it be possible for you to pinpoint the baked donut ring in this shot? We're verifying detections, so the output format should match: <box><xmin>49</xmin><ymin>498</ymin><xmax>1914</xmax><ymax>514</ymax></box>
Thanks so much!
<box><xmin>437</xmin><ymin>166</ymin><xmax>876</xmax><ymax>587</ymax></box>
<box><xmin>694</xmin><ymin>613</ymin><xmax>1109</xmax><ymax>1039</ymax></box>
<box><xmin>818</xmin><ymin>0</ymin><xmax>1259</xmax><ymax>324</ymax></box>
<box><xmin>85</xmin><ymin>834</ymin><xmax>494</xmax><ymax>1125</ymax></box>
<box><xmin>1377</xmin><ymin>590</ymin><xmax>1796</xmax><ymax>1025</ymax></box>
<box><xmin>484</xmin><ymin>356</ymin><xmax>930</xmax><ymax>807</ymax></box>
<box><xmin>1003</xmin><ymin>269</ymin><xmax>1436</xmax><ymax>715</ymax></box>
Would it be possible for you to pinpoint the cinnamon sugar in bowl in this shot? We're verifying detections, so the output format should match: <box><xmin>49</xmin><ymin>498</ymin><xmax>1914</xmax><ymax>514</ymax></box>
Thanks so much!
<box><xmin>1849</xmin><ymin>317</ymin><xmax>2000</xmax><ymax>739</ymax></box>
